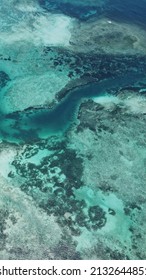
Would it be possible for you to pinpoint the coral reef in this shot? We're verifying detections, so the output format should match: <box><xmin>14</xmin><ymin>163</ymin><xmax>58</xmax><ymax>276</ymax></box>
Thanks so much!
<box><xmin>70</xmin><ymin>18</ymin><xmax>146</xmax><ymax>55</ymax></box>
<box><xmin>0</xmin><ymin>0</ymin><xmax>146</xmax><ymax>260</ymax></box>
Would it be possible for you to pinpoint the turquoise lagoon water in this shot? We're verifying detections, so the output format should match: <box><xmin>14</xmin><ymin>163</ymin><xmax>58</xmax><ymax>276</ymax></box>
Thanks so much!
<box><xmin>0</xmin><ymin>0</ymin><xmax>146</xmax><ymax>260</ymax></box>
<box><xmin>0</xmin><ymin>71</ymin><xmax>144</xmax><ymax>143</ymax></box>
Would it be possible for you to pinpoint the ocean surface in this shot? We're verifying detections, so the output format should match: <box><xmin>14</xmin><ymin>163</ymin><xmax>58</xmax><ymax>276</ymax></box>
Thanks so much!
<box><xmin>0</xmin><ymin>0</ymin><xmax>146</xmax><ymax>260</ymax></box>
<box><xmin>0</xmin><ymin>0</ymin><xmax>146</xmax><ymax>143</ymax></box>
<box><xmin>40</xmin><ymin>0</ymin><xmax>146</xmax><ymax>26</ymax></box>
<box><xmin>0</xmin><ymin>71</ymin><xmax>145</xmax><ymax>143</ymax></box>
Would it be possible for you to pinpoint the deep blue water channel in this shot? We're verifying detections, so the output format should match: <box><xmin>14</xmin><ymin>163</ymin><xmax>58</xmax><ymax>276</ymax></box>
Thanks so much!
<box><xmin>41</xmin><ymin>0</ymin><xmax>146</xmax><ymax>27</ymax></box>
<box><xmin>0</xmin><ymin>71</ymin><xmax>144</xmax><ymax>144</ymax></box>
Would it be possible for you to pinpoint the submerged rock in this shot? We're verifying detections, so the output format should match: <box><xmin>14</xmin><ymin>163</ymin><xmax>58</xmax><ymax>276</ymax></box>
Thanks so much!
<box><xmin>0</xmin><ymin>71</ymin><xmax>10</xmax><ymax>89</ymax></box>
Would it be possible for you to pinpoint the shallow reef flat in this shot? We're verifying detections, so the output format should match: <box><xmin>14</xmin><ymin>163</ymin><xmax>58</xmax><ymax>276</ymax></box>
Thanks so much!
<box><xmin>0</xmin><ymin>0</ymin><xmax>146</xmax><ymax>260</ymax></box>
<box><xmin>67</xmin><ymin>91</ymin><xmax>146</xmax><ymax>259</ymax></box>
<box><xmin>1</xmin><ymin>50</ymin><xmax>146</xmax><ymax>115</ymax></box>
<box><xmin>70</xmin><ymin>18</ymin><xmax>146</xmax><ymax>55</ymax></box>
<box><xmin>0</xmin><ymin>175</ymin><xmax>63</xmax><ymax>260</ymax></box>
<box><xmin>0</xmin><ymin>0</ymin><xmax>146</xmax><ymax>113</ymax></box>
<box><xmin>2</xmin><ymin>89</ymin><xmax>146</xmax><ymax>259</ymax></box>
<box><xmin>0</xmin><ymin>0</ymin><xmax>74</xmax><ymax>112</ymax></box>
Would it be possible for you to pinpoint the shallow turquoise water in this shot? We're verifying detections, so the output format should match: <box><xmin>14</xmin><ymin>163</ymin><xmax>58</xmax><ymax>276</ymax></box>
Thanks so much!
<box><xmin>0</xmin><ymin>71</ymin><xmax>144</xmax><ymax>143</ymax></box>
<box><xmin>0</xmin><ymin>0</ymin><xmax>146</xmax><ymax>261</ymax></box>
